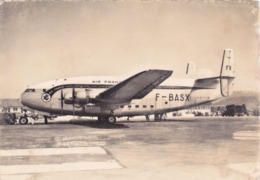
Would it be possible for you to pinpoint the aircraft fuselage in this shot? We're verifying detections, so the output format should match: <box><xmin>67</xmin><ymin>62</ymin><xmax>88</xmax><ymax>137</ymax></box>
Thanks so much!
<box><xmin>21</xmin><ymin>76</ymin><xmax>221</xmax><ymax>117</ymax></box>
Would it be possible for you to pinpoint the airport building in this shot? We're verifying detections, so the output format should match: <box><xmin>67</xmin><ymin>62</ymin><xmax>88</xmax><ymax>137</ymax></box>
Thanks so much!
<box><xmin>0</xmin><ymin>99</ymin><xmax>23</xmax><ymax>113</ymax></box>
<box><xmin>173</xmin><ymin>104</ymin><xmax>212</xmax><ymax>117</ymax></box>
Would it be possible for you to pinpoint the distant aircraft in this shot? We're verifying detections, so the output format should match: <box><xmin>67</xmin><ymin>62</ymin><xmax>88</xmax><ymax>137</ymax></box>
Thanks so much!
<box><xmin>20</xmin><ymin>49</ymin><xmax>234</xmax><ymax>124</ymax></box>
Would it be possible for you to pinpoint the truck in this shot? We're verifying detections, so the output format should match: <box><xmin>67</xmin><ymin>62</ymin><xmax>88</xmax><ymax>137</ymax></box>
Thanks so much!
<box><xmin>222</xmin><ymin>104</ymin><xmax>249</xmax><ymax>117</ymax></box>
<box><xmin>0</xmin><ymin>111</ymin><xmax>39</xmax><ymax>125</ymax></box>
<box><xmin>0</xmin><ymin>113</ymin><xmax>16</xmax><ymax>125</ymax></box>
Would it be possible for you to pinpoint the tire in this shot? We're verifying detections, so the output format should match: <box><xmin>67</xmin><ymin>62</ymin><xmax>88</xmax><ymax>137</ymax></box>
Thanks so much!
<box><xmin>19</xmin><ymin>117</ymin><xmax>28</xmax><ymax>125</ymax></box>
<box><xmin>107</xmin><ymin>116</ymin><xmax>116</xmax><ymax>124</ymax></box>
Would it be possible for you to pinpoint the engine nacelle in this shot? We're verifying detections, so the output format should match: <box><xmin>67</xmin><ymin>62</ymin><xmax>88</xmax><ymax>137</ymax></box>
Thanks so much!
<box><xmin>64</xmin><ymin>89</ymin><xmax>98</xmax><ymax>104</ymax></box>
<box><xmin>64</xmin><ymin>93</ymin><xmax>74</xmax><ymax>104</ymax></box>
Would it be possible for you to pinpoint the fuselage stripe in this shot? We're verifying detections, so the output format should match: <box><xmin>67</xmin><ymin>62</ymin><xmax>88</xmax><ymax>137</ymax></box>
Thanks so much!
<box><xmin>46</xmin><ymin>84</ymin><xmax>214</xmax><ymax>96</ymax></box>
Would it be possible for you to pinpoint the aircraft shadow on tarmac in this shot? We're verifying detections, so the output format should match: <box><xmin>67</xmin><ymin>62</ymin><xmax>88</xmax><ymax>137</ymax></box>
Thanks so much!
<box><xmin>64</xmin><ymin>120</ymin><xmax>129</xmax><ymax>129</ymax></box>
<box><xmin>119</xmin><ymin>119</ymin><xmax>199</xmax><ymax>123</ymax></box>
<box><xmin>50</xmin><ymin>118</ymin><xmax>200</xmax><ymax>127</ymax></box>
<box><xmin>36</xmin><ymin>118</ymin><xmax>202</xmax><ymax>129</ymax></box>
<box><xmin>165</xmin><ymin>119</ymin><xmax>200</xmax><ymax>122</ymax></box>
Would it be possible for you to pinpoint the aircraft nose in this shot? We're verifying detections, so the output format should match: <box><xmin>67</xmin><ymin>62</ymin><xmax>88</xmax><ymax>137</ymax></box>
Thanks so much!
<box><xmin>20</xmin><ymin>91</ymin><xmax>37</xmax><ymax>108</ymax></box>
<box><xmin>21</xmin><ymin>91</ymin><xmax>30</xmax><ymax>107</ymax></box>
<box><xmin>21</xmin><ymin>89</ymin><xmax>47</xmax><ymax>112</ymax></box>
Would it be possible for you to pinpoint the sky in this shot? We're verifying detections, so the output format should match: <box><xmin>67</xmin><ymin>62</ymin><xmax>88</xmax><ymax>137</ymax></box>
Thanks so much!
<box><xmin>0</xmin><ymin>0</ymin><xmax>259</xmax><ymax>98</ymax></box>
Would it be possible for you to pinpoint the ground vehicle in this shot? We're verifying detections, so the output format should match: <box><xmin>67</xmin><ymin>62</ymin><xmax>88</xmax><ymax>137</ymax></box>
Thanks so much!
<box><xmin>222</xmin><ymin>104</ymin><xmax>249</xmax><ymax>117</ymax></box>
<box><xmin>0</xmin><ymin>111</ymin><xmax>39</xmax><ymax>125</ymax></box>
<box><xmin>0</xmin><ymin>113</ymin><xmax>16</xmax><ymax>125</ymax></box>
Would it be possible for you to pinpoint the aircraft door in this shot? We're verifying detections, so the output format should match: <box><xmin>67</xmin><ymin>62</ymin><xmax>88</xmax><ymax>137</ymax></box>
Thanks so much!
<box><xmin>155</xmin><ymin>95</ymin><xmax>168</xmax><ymax>110</ymax></box>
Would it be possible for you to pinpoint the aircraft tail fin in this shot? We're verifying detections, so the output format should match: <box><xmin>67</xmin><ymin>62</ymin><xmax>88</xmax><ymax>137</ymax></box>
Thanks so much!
<box><xmin>194</xmin><ymin>49</ymin><xmax>235</xmax><ymax>97</ymax></box>
<box><xmin>220</xmin><ymin>49</ymin><xmax>235</xmax><ymax>97</ymax></box>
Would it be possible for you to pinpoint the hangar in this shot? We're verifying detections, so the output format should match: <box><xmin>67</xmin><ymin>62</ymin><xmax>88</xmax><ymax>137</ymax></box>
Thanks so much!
<box><xmin>0</xmin><ymin>99</ymin><xmax>23</xmax><ymax>114</ymax></box>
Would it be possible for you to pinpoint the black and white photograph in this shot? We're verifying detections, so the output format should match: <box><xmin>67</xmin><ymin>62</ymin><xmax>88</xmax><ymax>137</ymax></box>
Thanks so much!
<box><xmin>0</xmin><ymin>0</ymin><xmax>259</xmax><ymax>179</ymax></box>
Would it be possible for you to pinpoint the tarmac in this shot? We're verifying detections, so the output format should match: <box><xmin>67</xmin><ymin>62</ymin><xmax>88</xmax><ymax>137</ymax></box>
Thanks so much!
<box><xmin>0</xmin><ymin>116</ymin><xmax>259</xmax><ymax>180</ymax></box>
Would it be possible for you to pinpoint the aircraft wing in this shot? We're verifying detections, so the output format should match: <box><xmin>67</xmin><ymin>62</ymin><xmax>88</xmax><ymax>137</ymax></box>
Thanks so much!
<box><xmin>96</xmin><ymin>70</ymin><xmax>173</xmax><ymax>104</ymax></box>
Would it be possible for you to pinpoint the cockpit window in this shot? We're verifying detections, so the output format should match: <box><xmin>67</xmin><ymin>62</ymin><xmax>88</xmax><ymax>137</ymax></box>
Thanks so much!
<box><xmin>25</xmin><ymin>89</ymin><xmax>35</xmax><ymax>92</ymax></box>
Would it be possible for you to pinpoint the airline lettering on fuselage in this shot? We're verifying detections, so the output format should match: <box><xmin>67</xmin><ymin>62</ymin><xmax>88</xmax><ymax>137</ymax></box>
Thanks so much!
<box><xmin>92</xmin><ymin>80</ymin><xmax>120</xmax><ymax>84</ymax></box>
<box><xmin>155</xmin><ymin>93</ymin><xmax>190</xmax><ymax>101</ymax></box>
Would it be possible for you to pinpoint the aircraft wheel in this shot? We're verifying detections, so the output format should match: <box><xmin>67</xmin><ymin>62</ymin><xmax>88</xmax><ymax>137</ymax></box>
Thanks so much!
<box><xmin>19</xmin><ymin>117</ymin><xmax>28</xmax><ymax>125</ymax></box>
<box><xmin>107</xmin><ymin>116</ymin><xmax>116</xmax><ymax>124</ymax></box>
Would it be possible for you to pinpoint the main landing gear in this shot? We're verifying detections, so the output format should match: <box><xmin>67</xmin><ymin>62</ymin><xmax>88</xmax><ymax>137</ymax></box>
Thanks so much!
<box><xmin>154</xmin><ymin>113</ymin><xmax>167</xmax><ymax>121</ymax></box>
<box><xmin>98</xmin><ymin>115</ymin><xmax>116</xmax><ymax>124</ymax></box>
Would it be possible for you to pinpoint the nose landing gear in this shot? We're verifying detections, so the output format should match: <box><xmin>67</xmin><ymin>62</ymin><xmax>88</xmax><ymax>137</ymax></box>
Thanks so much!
<box><xmin>154</xmin><ymin>113</ymin><xmax>167</xmax><ymax>121</ymax></box>
<box><xmin>19</xmin><ymin>117</ymin><xmax>28</xmax><ymax>125</ymax></box>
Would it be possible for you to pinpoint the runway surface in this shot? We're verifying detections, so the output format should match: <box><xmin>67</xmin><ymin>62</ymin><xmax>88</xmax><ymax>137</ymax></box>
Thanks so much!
<box><xmin>0</xmin><ymin>116</ymin><xmax>259</xmax><ymax>180</ymax></box>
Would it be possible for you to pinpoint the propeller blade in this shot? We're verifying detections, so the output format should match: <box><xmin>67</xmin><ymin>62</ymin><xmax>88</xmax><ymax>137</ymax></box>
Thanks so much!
<box><xmin>60</xmin><ymin>88</ymin><xmax>64</xmax><ymax>115</ymax></box>
<box><xmin>72</xmin><ymin>87</ymin><xmax>75</xmax><ymax>116</ymax></box>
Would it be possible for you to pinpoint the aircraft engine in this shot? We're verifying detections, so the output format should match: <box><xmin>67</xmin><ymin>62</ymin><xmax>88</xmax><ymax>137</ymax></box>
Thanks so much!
<box><xmin>64</xmin><ymin>93</ymin><xmax>74</xmax><ymax>104</ymax></box>
<box><xmin>64</xmin><ymin>89</ymin><xmax>98</xmax><ymax>104</ymax></box>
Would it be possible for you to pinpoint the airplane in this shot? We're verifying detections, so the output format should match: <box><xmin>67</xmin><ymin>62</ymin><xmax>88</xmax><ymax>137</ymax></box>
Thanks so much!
<box><xmin>20</xmin><ymin>49</ymin><xmax>235</xmax><ymax>125</ymax></box>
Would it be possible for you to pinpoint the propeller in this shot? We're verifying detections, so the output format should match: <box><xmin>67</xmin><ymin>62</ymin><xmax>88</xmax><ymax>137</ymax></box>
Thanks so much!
<box><xmin>60</xmin><ymin>88</ymin><xmax>64</xmax><ymax>115</ymax></box>
<box><xmin>72</xmin><ymin>87</ymin><xmax>76</xmax><ymax>116</ymax></box>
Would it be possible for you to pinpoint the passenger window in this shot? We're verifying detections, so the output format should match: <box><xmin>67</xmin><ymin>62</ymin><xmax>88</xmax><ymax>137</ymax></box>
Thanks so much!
<box><xmin>120</xmin><ymin>105</ymin><xmax>124</xmax><ymax>108</ymax></box>
<box><xmin>128</xmin><ymin>105</ymin><xmax>131</xmax><ymax>108</ymax></box>
<box><xmin>135</xmin><ymin>105</ymin><xmax>139</xmax><ymax>108</ymax></box>
<box><xmin>150</xmin><ymin>105</ymin><xmax>154</xmax><ymax>108</ymax></box>
<box><xmin>143</xmin><ymin>105</ymin><xmax>147</xmax><ymax>108</ymax></box>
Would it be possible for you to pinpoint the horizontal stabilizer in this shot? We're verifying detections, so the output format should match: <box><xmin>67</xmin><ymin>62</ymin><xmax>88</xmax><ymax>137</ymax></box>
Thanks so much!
<box><xmin>194</xmin><ymin>78</ymin><xmax>219</xmax><ymax>89</ymax></box>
